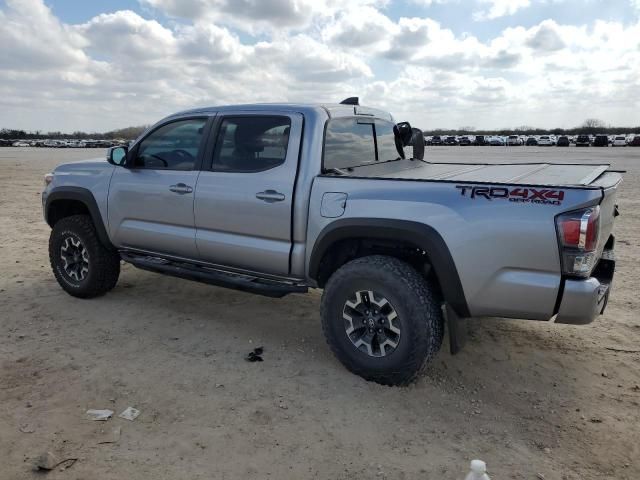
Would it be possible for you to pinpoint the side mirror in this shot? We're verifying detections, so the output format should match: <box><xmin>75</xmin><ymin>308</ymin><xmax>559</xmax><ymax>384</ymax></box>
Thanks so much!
<box><xmin>394</xmin><ymin>122</ymin><xmax>425</xmax><ymax>160</ymax></box>
<box><xmin>394</xmin><ymin>122</ymin><xmax>413</xmax><ymax>146</ymax></box>
<box><xmin>107</xmin><ymin>146</ymin><xmax>128</xmax><ymax>166</ymax></box>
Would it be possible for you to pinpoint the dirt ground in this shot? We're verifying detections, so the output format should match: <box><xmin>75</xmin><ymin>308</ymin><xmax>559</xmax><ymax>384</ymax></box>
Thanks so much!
<box><xmin>1</xmin><ymin>146</ymin><xmax>639</xmax><ymax>480</ymax></box>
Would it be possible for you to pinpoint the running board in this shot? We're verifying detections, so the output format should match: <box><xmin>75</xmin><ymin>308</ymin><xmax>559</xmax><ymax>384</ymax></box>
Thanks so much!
<box><xmin>120</xmin><ymin>252</ymin><xmax>308</xmax><ymax>298</ymax></box>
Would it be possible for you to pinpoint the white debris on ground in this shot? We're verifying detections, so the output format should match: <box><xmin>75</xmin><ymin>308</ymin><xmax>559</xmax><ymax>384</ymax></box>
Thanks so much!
<box><xmin>118</xmin><ymin>406</ymin><xmax>141</xmax><ymax>421</ymax></box>
<box><xmin>465</xmin><ymin>459</ymin><xmax>490</xmax><ymax>480</ymax></box>
<box><xmin>86</xmin><ymin>409</ymin><xmax>114</xmax><ymax>421</ymax></box>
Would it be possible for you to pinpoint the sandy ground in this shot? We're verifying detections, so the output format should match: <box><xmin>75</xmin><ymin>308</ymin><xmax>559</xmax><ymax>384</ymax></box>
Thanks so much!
<box><xmin>0</xmin><ymin>146</ymin><xmax>639</xmax><ymax>480</ymax></box>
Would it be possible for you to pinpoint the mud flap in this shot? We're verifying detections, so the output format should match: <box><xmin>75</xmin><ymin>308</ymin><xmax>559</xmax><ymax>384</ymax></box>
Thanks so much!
<box><xmin>444</xmin><ymin>303</ymin><xmax>467</xmax><ymax>354</ymax></box>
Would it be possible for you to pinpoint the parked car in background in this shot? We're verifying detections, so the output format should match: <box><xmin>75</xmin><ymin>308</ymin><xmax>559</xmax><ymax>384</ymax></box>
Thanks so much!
<box><xmin>474</xmin><ymin>135</ymin><xmax>486</xmax><ymax>145</ymax></box>
<box><xmin>593</xmin><ymin>135</ymin><xmax>609</xmax><ymax>147</ymax></box>
<box><xmin>525</xmin><ymin>136</ymin><xmax>538</xmax><ymax>146</ymax></box>
<box><xmin>576</xmin><ymin>135</ymin><xmax>590</xmax><ymax>147</ymax></box>
<box><xmin>431</xmin><ymin>135</ymin><xmax>443</xmax><ymax>145</ymax></box>
<box><xmin>538</xmin><ymin>135</ymin><xmax>555</xmax><ymax>146</ymax></box>
<box><xmin>629</xmin><ymin>135</ymin><xmax>640</xmax><ymax>146</ymax></box>
<box><xmin>507</xmin><ymin>135</ymin><xmax>523</xmax><ymax>146</ymax></box>
<box><xmin>556</xmin><ymin>136</ymin><xmax>570</xmax><ymax>147</ymax></box>
<box><xmin>458</xmin><ymin>136</ymin><xmax>472</xmax><ymax>146</ymax></box>
<box><xmin>488</xmin><ymin>136</ymin><xmax>505</xmax><ymax>146</ymax></box>
<box><xmin>612</xmin><ymin>136</ymin><xmax>627</xmax><ymax>147</ymax></box>
<box><xmin>444</xmin><ymin>136</ymin><xmax>458</xmax><ymax>145</ymax></box>
<box><xmin>12</xmin><ymin>141</ymin><xmax>30</xmax><ymax>147</ymax></box>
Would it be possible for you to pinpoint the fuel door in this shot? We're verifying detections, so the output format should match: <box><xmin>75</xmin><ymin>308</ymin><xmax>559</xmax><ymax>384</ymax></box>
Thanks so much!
<box><xmin>321</xmin><ymin>192</ymin><xmax>347</xmax><ymax>218</ymax></box>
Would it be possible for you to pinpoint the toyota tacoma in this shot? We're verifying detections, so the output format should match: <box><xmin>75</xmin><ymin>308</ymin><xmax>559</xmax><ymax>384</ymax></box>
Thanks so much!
<box><xmin>42</xmin><ymin>99</ymin><xmax>622</xmax><ymax>386</ymax></box>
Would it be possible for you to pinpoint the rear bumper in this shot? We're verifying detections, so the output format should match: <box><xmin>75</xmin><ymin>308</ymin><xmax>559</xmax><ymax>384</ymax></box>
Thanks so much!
<box><xmin>555</xmin><ymin>249</ymin><xmax>615</xmax><ymax>325</ymax></box>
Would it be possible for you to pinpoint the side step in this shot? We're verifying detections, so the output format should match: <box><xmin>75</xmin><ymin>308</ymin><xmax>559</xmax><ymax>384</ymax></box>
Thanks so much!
<box><xmin>120</xmin><ymin>252</ymin><xmax>308</xmax><ymax>298</ymax></box>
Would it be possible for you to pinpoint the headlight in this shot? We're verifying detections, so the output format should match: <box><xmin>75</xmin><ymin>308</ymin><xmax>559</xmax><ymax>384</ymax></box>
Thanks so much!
<box><xmin>44</xmin><ymin>173</ymin><xmax>54</xmax><ymax>186</ymax></box>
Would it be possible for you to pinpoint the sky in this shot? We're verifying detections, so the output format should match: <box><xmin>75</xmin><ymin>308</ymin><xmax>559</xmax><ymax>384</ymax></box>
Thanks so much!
<box><xmin>0</xmin><ymin>0</ymin><xmax>639</xmax><ymax>132</ymax></box>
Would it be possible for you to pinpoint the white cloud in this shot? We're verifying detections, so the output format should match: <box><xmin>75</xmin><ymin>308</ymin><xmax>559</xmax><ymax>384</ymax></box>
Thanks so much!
<box><xmin>0</xmin><ymin>0</ymin><xmax>88</xmax><ymax>70</ymax></box>
<box><xmin>383</xmin><ymin>17</ymin><xmax>437</xmax><ymax>60</ymax></box>
<box><xmin>78</xmin><ymin>11</ymin><xmax>177</xmax><ymax>60</ymax></box>
<box><xmin>140</xmin><ymin>0</ymin><xmax>388</xmax><ymax>32</ymax></box>
<box><xmin>0</xmin><ymin>0</ymin><xmax>638</xmax><ymax>132</ymax></box>
<box><xmin>473</xmin><ymin>0</ymin><xmax>531</xmax><ymax>21</ymax></box>
<box><xmin>322</xmin><ymin>6</ymin><xmax>396</xmax><ymax>49</ymax></box>
<box><xmin>525</xmin><ymin>19</ymin><xmax>566</xmax><ymax>51</ymax></box>
<box><xmin>141</xmin><ymin>0</ymin><xmax>318</xmax><ymax>30</ymax></box>
<box><xmin>410</xmin><ymin>0</ymin><xmax>456</xmax><ymax>5</ymax></box>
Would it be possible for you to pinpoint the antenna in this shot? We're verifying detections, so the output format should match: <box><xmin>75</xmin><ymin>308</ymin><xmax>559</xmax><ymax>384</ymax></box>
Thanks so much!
<box><xmin>339</xmin><ymin>97</ymin><xmax>359</xmax><ymax>105</ymax></box>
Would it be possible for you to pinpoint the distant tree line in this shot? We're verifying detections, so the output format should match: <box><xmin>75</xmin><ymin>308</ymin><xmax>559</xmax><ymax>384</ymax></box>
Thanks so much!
<box><xmin>0</xmin><ymin>125</ymin><xmax>148</xmax><ymax>140</ymax></box>
<box><xmin>422</xmin><ymin>119</ymin><xmax>639</xmax><ymax>136</ymax></box>
<box><xmin>2</xmin><ymin>118</ymin><xmax>638</xmax><ymax>141</ymax></box>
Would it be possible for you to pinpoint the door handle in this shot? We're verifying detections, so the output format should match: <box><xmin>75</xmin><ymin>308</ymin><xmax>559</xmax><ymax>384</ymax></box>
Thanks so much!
<box><xmin>256</xmin><ymin>190</ymin><xmax>285</xmax><ymax>203</ymax></box>
<box><xmin>169</xmin><ymin>183</ymin><xmax>193</xmax><ymax>194</ymax></box>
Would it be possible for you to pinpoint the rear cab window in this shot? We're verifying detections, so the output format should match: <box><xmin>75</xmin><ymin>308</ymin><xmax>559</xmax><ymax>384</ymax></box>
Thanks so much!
<box><xmin>323</xmin><ymin>117</ymin><xmax>404</xmax><ymax>171</ymax></box>
<box><xmin>211</xmin><ymin>116</ymin><xmax>291</xmax><ymax>173</ymax></box>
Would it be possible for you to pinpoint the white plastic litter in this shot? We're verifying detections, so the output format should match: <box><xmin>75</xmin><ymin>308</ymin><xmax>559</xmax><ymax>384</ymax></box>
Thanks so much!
<box><xmin>118</xmin><ymin>406</ymin><xmax>141</xmax><ymax>421</ymax></box>
<box><xmin>465</xmin><ymin>459</ymin><xmax>491</xmax><ymax>480</ymax></box>
<box><xmin>97</xmin><ymin>425</ymin><xmax>122</xmax><ymax>444</ymax></box>
<box><xmin>86</xmin><ymin>409</ymin><xmax>114</xmax><ymax>421</ymax></box>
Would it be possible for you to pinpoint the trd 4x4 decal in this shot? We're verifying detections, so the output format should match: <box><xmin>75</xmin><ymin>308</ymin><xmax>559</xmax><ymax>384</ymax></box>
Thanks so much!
<box><xmin>456</xmin><ymin>185</ymin><xmax>565</xmax><ymax>205</ymax></box>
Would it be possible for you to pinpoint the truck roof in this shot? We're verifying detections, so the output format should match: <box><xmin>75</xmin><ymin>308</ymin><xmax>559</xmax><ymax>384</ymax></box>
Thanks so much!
<box><xmin>168</xmin><ymin>103</ymin><xmax>394</xmax><ymax>122</ymax></box>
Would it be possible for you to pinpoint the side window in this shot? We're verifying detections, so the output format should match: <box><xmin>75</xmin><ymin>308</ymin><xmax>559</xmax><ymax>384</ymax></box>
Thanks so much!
<box><xmin>211</xmin><ymin>116</ymin><xmax>291</xmax><ymax>172</ymax></box>
<box><xmin>134</xmin><ymin>118</ymin><xmax>207</xmax><ymax>170</ymax></box>
<box><xmin>375</xmin><ymin>120</ymin><xmax>405</xmax><ymax>162</ymax></box>
<box><xmin>323</xmin><ymin>118</ymin><xmax>376</xmax><ymax>169</ymax></box>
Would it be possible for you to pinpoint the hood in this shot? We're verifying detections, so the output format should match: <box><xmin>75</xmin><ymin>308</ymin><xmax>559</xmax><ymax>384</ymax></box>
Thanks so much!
<box><xmin>54</xmin><ymin>158</ymin><xmax>113</xmax><ymax>174</ymax></box>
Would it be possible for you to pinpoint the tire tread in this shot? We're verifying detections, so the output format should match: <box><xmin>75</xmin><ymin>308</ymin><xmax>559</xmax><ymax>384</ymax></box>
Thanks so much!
<box><xmin>49</xmin><ymin>215</ymin><xmax>120</xmax><ymax>298</ymax></box>
<box><xmin>321</xmin><ymin>255</ymin><xmax>443</xmax><ymax>386</ymax></box>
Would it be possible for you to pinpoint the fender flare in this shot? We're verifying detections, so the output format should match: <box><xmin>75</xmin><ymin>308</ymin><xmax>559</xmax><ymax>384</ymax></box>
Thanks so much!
<box><xmin>309</xmin><ymin>218</ymin><xmax>470</xmax><ymax>318</ymax></box>
<box><xmin>45</xmin><ymin>186</ymin><xmax>115</xmax><ymax>250</ymax></box>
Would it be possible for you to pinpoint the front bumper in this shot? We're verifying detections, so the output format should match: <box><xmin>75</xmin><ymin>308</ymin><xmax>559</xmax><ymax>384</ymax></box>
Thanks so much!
<box><xmin>555</xmin><ymin>249</ymin><xmax>615</xmax><ymax>325</ymax></box>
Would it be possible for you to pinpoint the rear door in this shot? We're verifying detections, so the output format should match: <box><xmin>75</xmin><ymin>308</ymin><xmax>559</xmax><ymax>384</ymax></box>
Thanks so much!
<box><xmin>108</xmin><ymin>116</ymin><xmax>212</xmax><ymax>258</ymax></box>
<box><xmin>194</xmin><ymin>112</ymin><xmax>303</xmax><ymax>276</ymax></box>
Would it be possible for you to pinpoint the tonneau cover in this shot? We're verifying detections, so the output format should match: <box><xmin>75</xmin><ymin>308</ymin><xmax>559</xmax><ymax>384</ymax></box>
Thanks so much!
<box><xmin>350</xmin><ymin>161</ymin><xmax>620</xmax><ymax>188</ymax></box>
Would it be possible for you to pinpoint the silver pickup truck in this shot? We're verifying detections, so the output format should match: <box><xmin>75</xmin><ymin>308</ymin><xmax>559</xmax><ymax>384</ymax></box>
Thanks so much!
<box><xmin>42</xmin><ymin>100</ymin><xmax>621</xmax><ymax>386</ymax></box>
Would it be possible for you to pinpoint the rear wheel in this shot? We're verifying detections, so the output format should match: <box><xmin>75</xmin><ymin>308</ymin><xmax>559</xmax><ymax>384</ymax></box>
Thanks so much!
<box><xmin>49</xmin><ymin>215</ymin><xmax>120</xmax><ymax>298</ymax></box>
<box><xmin>321</xmin><ymin>255</ymin><xmax>444</xmax><ymax>386</ymax></box>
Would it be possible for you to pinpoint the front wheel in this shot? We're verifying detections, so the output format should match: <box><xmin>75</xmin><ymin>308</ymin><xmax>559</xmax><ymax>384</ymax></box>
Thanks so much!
<box><xmin>320</xmin><ymin>255</ymin><xmax>444</xmax><ymax>386</ymax></box>
<box><xmin>49</xmin><ymin>215</ymin><xmax>120</xmax><ymax>298</ymax></box>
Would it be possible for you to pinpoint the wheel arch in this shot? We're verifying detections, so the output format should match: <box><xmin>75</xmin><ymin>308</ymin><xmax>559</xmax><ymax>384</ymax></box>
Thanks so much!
<box><xmin>45</xmin><ymin>187</ymin><xmax>115</xmax><ymax>250</ymax></box>
<box><xmin>309</xmin><ymin>218</ymin><xmax>470</xmax><ymax>318</ymax></box>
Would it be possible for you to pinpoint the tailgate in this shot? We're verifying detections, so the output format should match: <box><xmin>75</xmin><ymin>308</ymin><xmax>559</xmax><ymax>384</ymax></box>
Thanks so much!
<box><xmin>594</xmin><ymin>172</ymin><xmax>622</xmax><ymax>256</ymax></box>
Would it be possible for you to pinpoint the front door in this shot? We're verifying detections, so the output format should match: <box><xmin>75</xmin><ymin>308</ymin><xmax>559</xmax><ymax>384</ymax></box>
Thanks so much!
<box><xmin>194</xmin><ymin>113</ymin><xmax>302</xmax><ymax>276</ymax></box>
<box><xmin>108</xmin><ymin>117</ymin><xmax>210</xmax><ymax>259</ymax></box>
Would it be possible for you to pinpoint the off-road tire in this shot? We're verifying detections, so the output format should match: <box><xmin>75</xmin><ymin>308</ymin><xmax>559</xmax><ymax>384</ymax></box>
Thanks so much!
<box><xmin>49</xmin><ymin>215</ymin><xmax>120</xmax><ymax>298</ymax></box>
<box><xmin>321</xmin><ymin>255</ymin><xmax>444</xmax><ymax>386</ymax></box>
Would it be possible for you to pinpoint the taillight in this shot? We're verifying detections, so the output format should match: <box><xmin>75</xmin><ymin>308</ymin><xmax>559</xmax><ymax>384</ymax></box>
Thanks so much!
<box><xmin>556</xmin><ymin>206</ymin><xmax>600</xmax><ymax>277</ymax></box>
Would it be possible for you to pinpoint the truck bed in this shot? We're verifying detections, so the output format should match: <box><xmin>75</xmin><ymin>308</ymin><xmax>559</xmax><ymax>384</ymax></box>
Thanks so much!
<box><xmin>338</xmin><ymin>160</ymin><xmax>621</xmax><ymax>188</ymax></box>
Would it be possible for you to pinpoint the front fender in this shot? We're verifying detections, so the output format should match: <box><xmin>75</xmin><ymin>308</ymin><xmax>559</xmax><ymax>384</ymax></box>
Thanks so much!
<box><xmin>45</xmin><ymin>186</ymin><xmax>115</xmax><ymax>250</ymax></box>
